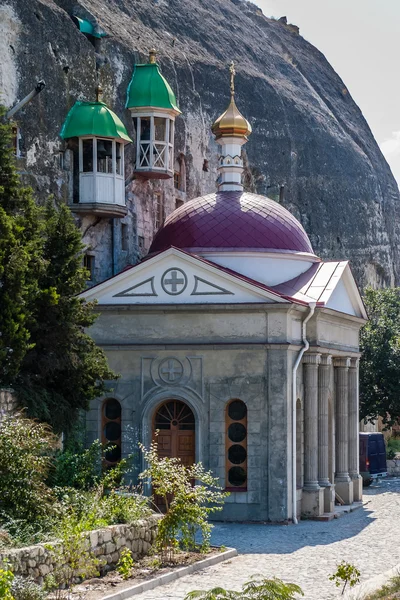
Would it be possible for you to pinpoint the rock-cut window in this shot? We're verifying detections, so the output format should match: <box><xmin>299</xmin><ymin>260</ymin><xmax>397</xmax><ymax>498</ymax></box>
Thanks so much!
<box><xmin>226</xmin><ymin>399</ymin><xmax>247</xmax><ymax>491</ymax></box>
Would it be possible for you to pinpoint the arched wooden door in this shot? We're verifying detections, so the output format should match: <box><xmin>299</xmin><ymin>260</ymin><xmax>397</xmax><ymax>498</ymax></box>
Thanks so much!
<box><xmin>153</xmin><ymin>400</ymin><xmax>195</xmax><ymax>467</ymax></box>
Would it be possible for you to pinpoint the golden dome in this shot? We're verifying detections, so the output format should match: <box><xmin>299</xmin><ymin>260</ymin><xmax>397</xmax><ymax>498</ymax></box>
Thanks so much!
<box><xmin>211</xmin><ymin>61</ymin><xmax>252</xmax><ymax>139</ymax></box>
<box><xmin>211</xmin><ymin>96</ymin><xmax>252</xmax><ymax>139</ymax></box>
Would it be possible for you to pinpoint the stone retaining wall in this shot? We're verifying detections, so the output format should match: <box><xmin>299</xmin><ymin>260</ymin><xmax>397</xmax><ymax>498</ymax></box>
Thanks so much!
<box><xmin>0</xmin><ymin>515</ymin><xmax>161</xmax><ymax>584</ymax></box>
<box><xmin>0</xmin><ymin>388</ymin><xmax>17</xmax><ymax>420</ymax></box>
<box><xmin>387</xmin><ymin>459</ymin><xmax>400</xmax><ymax>476</ymax></box>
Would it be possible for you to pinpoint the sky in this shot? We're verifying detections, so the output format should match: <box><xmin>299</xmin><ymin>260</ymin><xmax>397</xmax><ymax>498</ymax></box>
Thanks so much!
<box><xmin>257</xmin><ymin>0</ymin><xmax>400</xmax><ymax>185</ymax></box>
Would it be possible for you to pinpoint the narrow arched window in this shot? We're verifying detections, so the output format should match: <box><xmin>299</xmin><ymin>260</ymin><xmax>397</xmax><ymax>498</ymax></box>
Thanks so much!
<box><xmin>102</xmin><ymin>398</ymin><xmax>122</xmax><ymax>465</ymax></box>
<box><xmin>226</xmin><ymin>399</ymin><xmax>247</xmax><ymax>491</ymax></box>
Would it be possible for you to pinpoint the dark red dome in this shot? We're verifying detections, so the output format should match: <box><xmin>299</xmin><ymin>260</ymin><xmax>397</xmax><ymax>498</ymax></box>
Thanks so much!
<box><xmin>149</xmin><ymin>191</ymin><xmax>314</xmax><ymax>255</ymax></box>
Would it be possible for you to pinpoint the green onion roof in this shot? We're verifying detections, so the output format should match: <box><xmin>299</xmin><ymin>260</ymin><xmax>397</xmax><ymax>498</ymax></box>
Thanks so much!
<box><xmin>72</xmin><ymin>16</ymin><xmax>107</xmax><ymax>39</ymax></box>
<box><xmin>60</xmin><ymin>101</ymin><xmax>132</xmax><ymax>142</ymax></box>
<box><xmin>126</xmin><ymin>63</ymin><xmax>181</xmax><ymax>113</ymax></box>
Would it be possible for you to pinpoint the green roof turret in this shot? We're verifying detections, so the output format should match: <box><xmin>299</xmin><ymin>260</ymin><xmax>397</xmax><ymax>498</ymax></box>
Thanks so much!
<box><xmin>60</xmin><ymin>101</ymin><xmax>132</xmax><ymax>142</ymax></box>
<box><xmin>126</xmin><ymin>50</ymin><xmax>181</xmax><ymax>114</ymax></box>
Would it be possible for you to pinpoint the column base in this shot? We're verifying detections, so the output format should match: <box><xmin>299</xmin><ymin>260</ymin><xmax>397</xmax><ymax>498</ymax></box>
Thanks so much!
<box><xmin>335</xmin><ymin>479</ymin><xmax>354</xmax><ymax>505</ymax></box>
<box><xmin>351</xmin><ymin>475</ymin><xmax>363</xmax><ymax>502</ymax></box>
<box><xmin>301</xmin><ymin>487</ymin><xmax>324</xmax><ymax>518</ymax></box>
<box><xmin>321</xmin><ymin>483</ymin><xmax>335</xmax><ymax>513</ymax></box>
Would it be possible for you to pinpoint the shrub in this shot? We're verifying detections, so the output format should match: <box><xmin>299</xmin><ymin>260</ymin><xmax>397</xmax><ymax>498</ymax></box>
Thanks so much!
<box><xmin>11</xmin><ymin>576</ymin><xmax>46</xmax><ymax>600</ymax></box>
<box><xmin>387</xmin><ymin>436</ymin><xmax>400</xmax><ymax>459</ymax></box>
<box><xmin>0</xmin><ymin>562</ymin><xmax>14</xmax><ymax>600</ymax></box>
<box><xmin>0</xmin><ymin>414</ymin><xmax>56</xmax><ymax>522</ymax></box>
<box><xmin>139</xmin><ymin>441</ymin><xmax>228</xmax><ymax>558</ymax></box>
<box><xmin>116</xmin><ymin>548</ymin><xmax>134</xmax><ymax>580</ymax></box>
<box><xmin>99</xmin><ymin>490</ymin><xmax>151</xmax><ymax>525</ymax></box>
<box><xmin>44</xmin><ymin>514</ymin><xmax>101</xmax><ymax>598</ymax></box>
<box><xmin>50</xmin><ymin>440</ymin><xmax>103</xmax><ymax>490</ymax></box>
<box><xmin>184</xmin><ymin>576</ymin><xmax>304</xmax><ymax>599</ymax></box>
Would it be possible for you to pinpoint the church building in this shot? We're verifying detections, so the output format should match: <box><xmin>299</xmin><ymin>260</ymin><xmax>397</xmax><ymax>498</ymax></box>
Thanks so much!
<box><xmin>79</xmin><ymin>58</ymin><xmax>366</xmax><ymax>522</ymax></box>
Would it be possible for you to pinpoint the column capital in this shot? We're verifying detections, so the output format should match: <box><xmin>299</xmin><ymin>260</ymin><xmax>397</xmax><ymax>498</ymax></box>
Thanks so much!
<box><xmin>333</xmin><ymin>357</ymin><xmax>350</xmax><ymax>368</ymax></box>
<box><xmin>303</xmin><ymin>353</ymin><xmax>321</xmax><ymax>366</ymax></box>
<box><xmin>349</xmin><ymin>357</ymin><xmax>360</xmax><ymax>369</ymax></box>
<box><xmin>320</xmin><ymin>354</ymin><xmax>332</xmax><ymax>367</ymax></box>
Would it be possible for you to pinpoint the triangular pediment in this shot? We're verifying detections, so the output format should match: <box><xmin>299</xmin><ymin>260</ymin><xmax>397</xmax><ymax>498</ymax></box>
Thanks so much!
<box><xmin>80</xmin><ymin>248</ymin><xmax>289</xmax><ymax>305</ymax></box>
<box><xmin>325</xmin><ymin>265</ymin><xmax>367</xmax><ymax>319</ymax></box>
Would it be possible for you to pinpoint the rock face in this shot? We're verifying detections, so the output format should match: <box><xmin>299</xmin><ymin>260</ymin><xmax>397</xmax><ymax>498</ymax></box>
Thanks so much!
<box><xmin>2</xmin><ymin>0</ymin><xmax>400</xmax><ymax>287</ymax></box>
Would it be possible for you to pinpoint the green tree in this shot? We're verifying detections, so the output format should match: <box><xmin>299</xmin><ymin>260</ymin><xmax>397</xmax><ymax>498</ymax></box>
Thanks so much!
<box><xmin>0</xmin><ymin>414</ymin><xmax>56</xmax><ymax>522</ymax></box>
<box><xmin>16</xmin><ymin>201</ymin><xmax>117</xmax><ymax>432</ymax></box>
<box><xmin>360</xmin><ymin>287</ymin><xmax>400</xmax><ymax>426</ymax></box>
<box><xmin>0</xmin><ymin>106</ymin><xmax>43</xmax><ymax>383</ymax></box>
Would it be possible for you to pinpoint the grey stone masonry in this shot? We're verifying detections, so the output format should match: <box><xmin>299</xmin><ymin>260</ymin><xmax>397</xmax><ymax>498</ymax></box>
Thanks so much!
<box><xmin>333</xmin><ymin>357</ymin><xmax>353</xmax><ymax>505</ymax></box>
<box><xmin>334</xmin><ymin>358</ymin><xmax>351</xmax><ymax>481</ymax></box>
<box><xmin>0</xmin><ymin>389</ymin><xmax>17</xmax><ymax>420</ymax></box>
<box><xmin>303</xmin><ymin>353</ymin><xmax>321</xmax><ymax>490</ymax></box>
<box><xmin>0</xmin><ymin>515</ymin><xmax>161</xmax><ymax>585</ymax></box>
<box><xmin>318</xmin><ymin>355</ymin><xmax>332</xmax><ymax>487</ymax></box>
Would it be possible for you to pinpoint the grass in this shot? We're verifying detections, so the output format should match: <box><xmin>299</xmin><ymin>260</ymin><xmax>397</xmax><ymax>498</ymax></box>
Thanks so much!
<box><xmin>365</xmin><ymin>574</ymin><xmax>400</xmax><ymax>599</ymax></box>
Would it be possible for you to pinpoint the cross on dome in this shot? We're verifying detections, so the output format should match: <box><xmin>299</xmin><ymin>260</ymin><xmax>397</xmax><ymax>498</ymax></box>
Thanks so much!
<box><xmin>229</xmin><ymin>61</ymin><xmax>236</xmax><ymax>96</ymax></box>
<box><xmin>211</xmin><ymin>62</ymin><xmax>252</xmax><ymax>192</ymax></box>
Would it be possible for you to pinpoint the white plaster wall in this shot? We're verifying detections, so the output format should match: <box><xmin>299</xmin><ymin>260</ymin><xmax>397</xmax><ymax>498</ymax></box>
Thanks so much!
<box><xmin>201</xmin><ymin>252</ymin><xmax>316</xmax><ymax>286</ymax></box>
<box><xmin>326</xmin><ymin>278</ymin><xmax>357</xmax><ymax>316</ymax></box>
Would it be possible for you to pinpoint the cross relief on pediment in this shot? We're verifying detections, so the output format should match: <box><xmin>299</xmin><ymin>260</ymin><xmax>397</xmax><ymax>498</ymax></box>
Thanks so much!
<box><xmin>114</xmin><ymin>267</ymin><xmax>234</xmax><ymax>298</ymax></box>
<box><xmin>141</xmin><ymin>355</ymin><xmax>204</xmax><ymax>402</ymax></box>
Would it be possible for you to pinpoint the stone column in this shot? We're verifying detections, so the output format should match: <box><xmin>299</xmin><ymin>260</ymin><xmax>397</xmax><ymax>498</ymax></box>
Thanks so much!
<box><xmin>318</xmin><ymin>355</ymin><xmax>334</xmax><ymax>513</ymax></box>
<box><xmin>333</xmin><ymin>357</ymin><xmax>353</xmax><ymax>505</ymax></box>
<box><xmin>349</xmin><ymin>358</ymin><xmax>362</xmax><ymax>502</ymax></box>
<box><xmin>301</xmin><ymin>353</ymin><xmax>324</xmax><ymax>518</ymax></box>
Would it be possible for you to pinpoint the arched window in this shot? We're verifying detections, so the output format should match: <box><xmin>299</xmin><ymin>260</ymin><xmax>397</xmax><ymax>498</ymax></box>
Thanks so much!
<box><xmin>102</xmin><ymin>398</ymin><xmax>122</xmax><ymax>465</ymax></box>
<box><xmin>225</xmin><ymin>399</ymin><xmax>247</xmax><ymax>491</ymax></box>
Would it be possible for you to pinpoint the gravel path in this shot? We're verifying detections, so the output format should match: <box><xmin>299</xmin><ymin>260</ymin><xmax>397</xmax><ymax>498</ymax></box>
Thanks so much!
<box><xmin>131</xmin><ymin>478</ymin><xmax>400</xmax><ymax>600</ymax></box>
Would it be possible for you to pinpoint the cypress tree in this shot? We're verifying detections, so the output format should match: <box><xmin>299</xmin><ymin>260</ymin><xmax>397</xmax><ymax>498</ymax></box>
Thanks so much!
<box><xmin>0</xmin><ymin>105</ymin><xmax>117</xmax><ymax>432</ymax></box>
<box><xmin>0</xmin><ymin>107</ymin><xmax>43</xmax><ymax>383</ymax></box>
<box><xmin>17</xmin><ymin>201</ymin><xmax>117</xmax><ymax>432</ymax></box>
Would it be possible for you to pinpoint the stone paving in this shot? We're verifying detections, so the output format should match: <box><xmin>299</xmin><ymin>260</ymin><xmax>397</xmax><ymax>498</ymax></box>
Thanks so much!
<box><xmin>132</xmin><ymin>478</ymin><xmax>400</xmax><ymax>600</ymax></box>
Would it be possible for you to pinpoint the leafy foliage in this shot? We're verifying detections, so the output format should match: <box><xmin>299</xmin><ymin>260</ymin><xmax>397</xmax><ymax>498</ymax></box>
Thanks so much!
<box><xmin>329</xmin><ymin>562</ymin><xmax>360</xmax><ymax>596</ymax></box>
<box><xmin>0</xmin><ymin>562</ymin><xmax>14</xmax><ymax>600</ymax></box>
<box><xmin>360</xmin><ymin>287</ymin><xmax>400</xmax><ymax>425</ymax></box>
<box><xmin>0</xmin><ymin>421</ymin><xmax>150</xmax><ymax>549</ymax></box>
<box><xmin>184</xmin><ymin>577</ymin><xmax>304</xmax><ymax>599</ymax></box>
<box><xmin>139</xmin><ymin>440</ymin><xmax>228</xmax><ymax>558</ymax></box>
<box><xmin>0</xmin><ymin>414</ymin><xmax>56</xmax><ymax>521</ymax></box>
<box><xmin>11</xmin><ymin>576</ymin><xmax>46</xmax><ymax>600</ymax></box>
<box><xmin>44</xmin><ymin>514</ymin><xmax>101</xmax><ymax>598</ymax></box>
<box><xmin>386</xmin><ymin>436</ymin><xmax>400</xmax><ymax>460</ymax></box>
<box><xmin>50</xmin><ymin>439</ymin><xmax>103</xmax><ymax>490</ymax></box>
<box><xmin>0</xmin><ymin>105</ymin><xmax>43</xmax><ymax>384</ymax></box>
<box><xmin>116</xmin><ymin>548</ymin><xmax>134</xmax><ymax>580</ymax></box>
<box><xmin>16</xmin><ymin>201</ymin><xmax>117</xmax><ymax>433</ymax></box>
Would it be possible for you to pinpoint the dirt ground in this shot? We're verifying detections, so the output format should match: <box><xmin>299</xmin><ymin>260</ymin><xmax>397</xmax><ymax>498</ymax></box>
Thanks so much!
<box><xmin>67</xmin><ymin>548</ymin><xmax>221</xmax><ymax>600</ymax></box>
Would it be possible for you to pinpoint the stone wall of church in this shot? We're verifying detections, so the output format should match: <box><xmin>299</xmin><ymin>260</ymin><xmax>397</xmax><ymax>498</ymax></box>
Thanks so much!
<box><xmin>85</xmin><ymin>303</ymin><xmax>363</xmax><ymax>522</ymax></box>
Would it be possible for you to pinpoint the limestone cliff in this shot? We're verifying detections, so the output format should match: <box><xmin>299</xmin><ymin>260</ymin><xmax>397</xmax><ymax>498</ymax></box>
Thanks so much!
<box><xmin>2</xmin><ymin>0</ymin><xmax>400</xmax><ymax>287</ymax></box>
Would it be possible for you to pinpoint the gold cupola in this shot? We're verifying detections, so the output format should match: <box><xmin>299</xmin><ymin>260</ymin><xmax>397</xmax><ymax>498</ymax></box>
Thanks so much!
<box><xmin>211</xmin><ymin>62</ymin><xmax>252</xmax><ymax>139</ymax></box>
